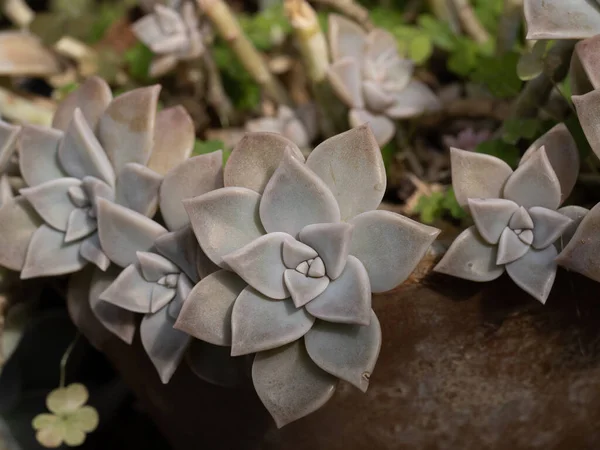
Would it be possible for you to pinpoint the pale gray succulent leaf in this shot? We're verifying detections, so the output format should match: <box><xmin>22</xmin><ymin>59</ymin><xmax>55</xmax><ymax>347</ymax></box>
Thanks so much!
<box><xmin>159</xmin><ymin>151</ymin><xmax>224</xmax><ymax>231</ymax></box>
<box><xmin>82</xmin><ymin>176</ymin><xmax>115</xmax><ymax>217</ymax></box>
<box><xmin>252</xmin><ymin>340</ymin><xmax>337</xmax><ymax>428</ymax></box>
<box><xmin>0</xmin><ymin>196</ymin><xmax>43</xmax><ymax>271</ymax></box>
<box><xmin>64</xmin><ymin>208</ymin><xmax>97</xmax><ymax>243</ymax></box>
<box><xmin>137</xmin><ymin>251</ymin><xmax>179</xmax><ymax>281</ymax></box>
<box><xmin>0</xmin><ymin>175</ymin><xmax>13</xmax><ymax>206</ymax></box>
<box><xmin>183</xmin><ymin>187</ymin><xmax>265</xmax><ymax>269</ymax></box>
<box><xmin>328</xmin><ymin>13</ymin><xmax>367</xmax><ymax>62</ymax></box>
<box><xmin>503</xmin><ymin>146</ymin><xmax>561</xmax><ymax>210</ymax></box>
<box><xmin>468</xmin><ymin>198</ymin><xmax>519</xmax><ymax>245</ymax></box>
<box><xmin>115</xmin><ymin>163</ymin><xmax>162</xmax><ymax>217</ymax></box>
<box><xmin>97</xmin><ymin>85</ymin><xmax>161</xmax><ymax>175</ymax></box>
<box><xmin>362</xmin><ymin>80</ymin><xmax>394</xmax><ymax>112</ymax></box>
<box><xmin>305</xmin><ymin>309</ymin><xmax>380</xmax><ymax>392</ymax></box>
<box><xmin>450</xmin><ymin>148</ymin><xmax>513</xmax><ymax>208</ymax></box>
<box><xmin>349</xmin><ymin>210</ymin><xmax>440</xmax><ymax>292</ymax></box>
<box><xmin>505</xmin><ymin>246</ymin><xmax>558</xmax><ymax>304</ymax></box>
<box><xmin>528</xmin><ymin>207</ymin><xmax>573</xmax><ymax>250</ymax></box>
<box><xmin>509</xmin><ymin>206</ymin><xmax>534</xmax><ymax>229</ymax></box>
<box><xmin>305</xmin><ymin>255</ymin><xmax>371</xmax><ymax>325</ymax></box>
<box><xmin>260</xmin><ymin>150</ymin><xmax>340</xmax><ymax>236</ymax></box>
<box><xmin>299</xmin><ymin>222</ymin><xmax>354</xmax><ymax>280</ymax></box>
<box><xmin>96</xmin><ymin>198</ymin><xmax>167</xmax><ymax>268</ymax></box>
<box><xmin>18</xmin><ymin>125</ymin><xmax>66</xmax><ymax>187</ymax></box>
<box><xmin>0</xmin><ymin>120</ymin><xmax>20</xmax><ymax>173</ymax></box>
<box><xmin>434</xmin><ymin>226</ymin><xmax>505</xmax><ymax>282</ymax></box>
<box><xmin>523</xmin><ymin>0</ymin><xmax>600</xmax><ymax>39</ymax></box>
<box><xmin>282</xmin><ymin>238</ymin><xmax>318</xmax><ymax>269</ymax></box>
<box><xmin>154</xmin><ymin>226</ymin><xmax>211</xmax><ymax>283</ymax></box>
<box><xmin>140</xmin><ymin>302</ymin><xmax>191</xmax><ymax>384</ymax></box>
<box><xmin>231</xmin><ymin>287</ymin><xmax>315</xmax><ymax>356</ymax></box>
<box><xmin>348</xmin><ymin>109</ymin><xmax>395</xmax><ymax>147</ymax></box>
<box><xmin>132</xmin><ymin>5</ymin><xmax>188</xmax><ymax>55</ymax></box>
<box><xmin>555</xmin><ymin>205</ymin><xmax>589</xmax><ymax>251</ymax></box>
<box><xmin>385</xmin><ymin>80</ymin><xmax>441</xmax><ymax>119</ymax></box>
<box><xmin>21</xmin><ymin>225</ymin><xmax>86</xmax><ymax>279</ymax></box>
<box><xmin>496</xmin><ymin>228</ymin><xmax>530</xmax><ymax>265</ymax></box>
<box><xmin>174</xmin><ymin>269</ymin><xmax>246</xmax><ymax>346</ymax></box>
<box><xmin>570</xmin><ymin>36</ymin><xmax>600</xmax><ymax>95</ymax></box>
<box><xmin>148</xmin><ymin>106</ymin><xmax>195</xmax><ymax>175</ymax></box>
<box><xmin>99</xmin><ymin>263</ymin><xmax>154</xmax><ymax>313</ymax></box>
<box><xmin>224</xmin><ymin>132</ymin><xmax>304</xmax><ymax>193</ymax></box>
<box><xmin>573</xmin><ymin>89</ymin><xmax>600</xmax><ymax>161</ymax></box>
<box><xmin>326</xmin><ymin>58</ymin><xmax>365</xmax><ymax>109</ymax></box>
<box><xmin>222</xmin><ymin>232</ymin><xmax>294</xmax><ymax>300</ymax></box>
<box><xmin>283</xmin><ymin>270</ymin><xmax>330</xmax><ymax>308</ymax></box>
<box><xmin>58</xmin><ymin>108</ymin><xmax>116</xmax><ymax>187</ymax></box>
<box><xmin>185</xmin><ymin>340</ymin><xmax>250</xmax><ymax>388</ymax></box>
<box><xmin>19</xmin><ymin>178</ymin><xmax>83</xmax><ymax>231</ymax></box>
<box><xmin>80</xmin><ymin>233</ymin><xmax>110</xmax><ymax>271</ymax></box>
<box><xmin>149</xmin><ymin>54</ymin><xmax>179</xmax><ymax>78</ymax></box>
<box><xmin>306</xmin><ymin>125</ymin><xmax>386</xmax><ymax>222</ymax></box>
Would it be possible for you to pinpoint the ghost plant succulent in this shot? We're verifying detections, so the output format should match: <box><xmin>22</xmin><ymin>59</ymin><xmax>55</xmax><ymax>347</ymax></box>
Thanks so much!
<box><xmin>173</xmin><ymin>126</ymin><xmax>440</xmax><ymax>426</ymax></box>
<box><xmin>0</xmin><ymin>119</ymin><xmax>21</xmax><ymax>207</ymax></box>
<box><xmin>93</xmin><ymin>151</ymin><xmax>223</xmax><ymax>383</ymax></box>
<box><xmin>434</xmin><ymin>124</ymin><xmax>580</xmax><ymax>303</ymax></box>
<box><xmin>132</xmin><ymin>1</ymin><xmax>205</xmax><ymax>77</ymax></box>
<box><xmin>524</xmin><ymin>0</ymin><xmax>600</xmax><ymax>40</ymax></box>
<box><xmin>245</xmin><ymin>105</ymin><xmax>317</xmax><ymax>150</ymax></box>
<box><xmin>326</xmin><ymin>15</ymin><xmax>440</xmax><ymax>146</ymax></box>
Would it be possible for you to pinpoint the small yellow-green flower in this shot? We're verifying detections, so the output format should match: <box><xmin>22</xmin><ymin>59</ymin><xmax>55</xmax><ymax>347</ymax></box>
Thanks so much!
<box><xmin>32</xmin><ymin>383</ymin><xmax>99</xmax><ymax>448</ymax></box>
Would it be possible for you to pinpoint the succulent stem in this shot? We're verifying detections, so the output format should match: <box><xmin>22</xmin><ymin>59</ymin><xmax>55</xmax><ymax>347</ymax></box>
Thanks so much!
<box><xmin>312</xmin><ymin>0</ymin><xmax>373</xmax><ymax>30</ymax></box>
<box><xmin>196</xmin><ymin>0</ymin><xmax>291</xmax><ymax>105</ymax></box>
<box><xmin>449</xmin><ymin>0</ymin><xmax>491</xmax><ymax>44</ymax></box>
<box><xmin>496</xmin><ymin>0</ymin><xmax>524</xmax><ymax>55</ymax></box>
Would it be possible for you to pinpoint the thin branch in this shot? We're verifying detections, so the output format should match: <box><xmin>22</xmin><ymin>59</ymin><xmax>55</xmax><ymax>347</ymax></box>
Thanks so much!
<box><xmin>449</xmin><ymin>0</ymin><xmax>491</xmax><ymax>44</ymax></box>
<box><xmin>201</xmin><ymin>48</ymin><xmax>234</xmax><ymax>127</ymax></box>
<box><xmin>59</xmin><ymin>333</ymin><xmax>80</xmax><ymax>388</ymax></box>
<box><xmin>2</xmin><ymin>0</ymin><xmax>34</xmax><ymax>28</ymax></box>
<box><xmin>197</xmin><ymin>0</ymin><xmax>291</xmax><ymax>105</ymax></box>
<box><xmin>311</xmin><ymin>0</ymin><xmax>373</xmax><ymax>30</ymax></box>
<box><xmin>496</xmin><ymin>0</ymin><xmax>523</xmax><ymax>55</ymax></box>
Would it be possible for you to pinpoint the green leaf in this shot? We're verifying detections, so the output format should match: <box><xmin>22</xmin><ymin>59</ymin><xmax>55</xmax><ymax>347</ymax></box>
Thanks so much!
<box><xmin>124</xmin><ymin>42</ymin><xmax>154</xmax><ymax>82</ymax></box>
<box><xmin>213</xmin><ymin>44</ymin><xmax>261</xmax><ymax>111</ymax></box>
<box><xmin>502</xmin><ymin>118</ymin><xmax>544</xmax><ymax>144</ymax></box>
<box><xmin>441</xmin><ymin>188</ymin><xmax>467</xmax><ymax>220</ymax></box>
<box><xmin>238</xmin><ymin>4</ymin><xmax>292</xmax><ymax>51</ymax></box>
<box><xmin>470</xmin><ymin>52</ymin><xmax>522</xmax><ymax>98</ymax></box>
<box><xmin>193</xmin><ymin>140</ymin><xmax>231</xmax><ymax>164</ymax></box>
<box><xmin>517</xmin><ymin>40</ymin><xmax>550</xmax><ymax>81</ymax></box>
<box><xmin>414</xmin><ymin>191</ymin><xmax>445</xmax><ymax>224</ymax></box>
<box><xmin>380</xmin><ymin>142</ymin><xmax>395</xmax><ymax>170</ymax></box>
<box><xmin>474</xmin><ymin>139</ymin><xmax>520</xmax><ymax>167</ymax></box>
<box><xmin>409</xmin><ymin>35</ymin><xmax>434</xmax><ymax>64</ymax></box>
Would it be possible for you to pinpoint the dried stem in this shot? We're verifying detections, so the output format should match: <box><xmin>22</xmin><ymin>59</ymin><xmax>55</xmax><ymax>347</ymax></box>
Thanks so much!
<box><xmin>0</xmin><ymin>87</ymin><xmax>56</xmax><ymax>126</ymax></box>
<box><xmin>449</xmin><ymin>0</ymin><xmax>491</xmax><ymax>44</ymax></box>
<box><xmin>311</xmin><ymin>0</ymin><xmax>373</xmax><ymax>30</ymax></box>
<box><xmin>197</xmin><ymin>0</ymin><xmax>291</xmax><ymax>105</ymax></box>
<box><xmin>2</xmin><ymin>0</ymin><xmax>34</xmax><ymax>28</ymax></box>
<box><xmin>59</xmin><ymin>333</ymin><xmax>80</xmax><ymax>388</ymax></box>
<box><xmin>496</xmin><ymin>0</ymin><xmax>523</xmax><ymax>55</ymax></box>
<box><xmin>201</xmin><ymin>48</ymin><xmax>234</xmax><ymax>127</ymax></box>
<box><xmin>427</xmin><ymin>0</ymin><xmax>461</xmax><ymax>33</ymax></box>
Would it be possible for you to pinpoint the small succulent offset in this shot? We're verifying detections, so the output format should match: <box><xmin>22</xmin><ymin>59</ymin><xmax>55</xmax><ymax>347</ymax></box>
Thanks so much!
<box><xmin>245</xmin><ymin>105</ymin><xmax>317</xmax><ymax>150</ymax></box>
<box><xmin>326</xmin><ymin>14</ymin><xmax>441</xmax><ymax>147</ymax></box>
<box><xmin>0</xmin><ymin>119</ymin><xmax>21</xmax><ymax>207</ymax></box>
<box><xmin>174</xmin><ymin>126</ymin><xmax>440</xmax><ymax>426</ymax></box>
<box><xmin>95</xmin><ymin>151</ymin><xmax>223</xmax><ymax>383</ymax></box>
<box><xmin>132</xmin><ymin>1</ymin><xmax>205</xmax><ymax>77</ymax></box>
<box><xmin>32</xmin><ymin>383</ymin><xmax>99</xmax><ymax>448</ymax></box>
<box><xmin>524</xmin><ymin>0</ymin><xmax>600</xmax><ymax>40</ymax></box>
<box><xmin>435</xmin><ymin>124</ymin><xmax>580</xmax><ymax>303</ymax></box>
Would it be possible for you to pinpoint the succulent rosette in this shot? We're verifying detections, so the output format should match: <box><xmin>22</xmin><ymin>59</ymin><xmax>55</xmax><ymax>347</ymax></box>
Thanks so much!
<box><xmin>245</xmin><ymin>105</ymin><xmax>317</xmax><ymax>150</ymax></box>
<box><xmin>0</xmin><ymin>119</ymin><xmax>21</xmax><ymax>207</ymax></box>
<box><xmin>174</xmin><ymin>125</ymin><xmax>440</xmax><ymax>426</ymax></box>
<box><xmin>434</xmin><ymin>124</ymin><xmax>580</xmax><ymax>303</ymax></box>
<box><xmin>91</xmin><ymin>151</ymin><xmax>223</xmax><ymax>383</ymax></box>
<box><xmin>524</xmin><ymin>0</ymin><xmax>600</xmax><ymax>40</ymax></box>
<box><xmin>326</xmin><ymin>14</ymin><xmax>441</xmax><ymax>147</ymax></box>
<box><xmin>132</xmin><ymin>1</ymin><xmax>205</xmax><ymax>77</ymax></box>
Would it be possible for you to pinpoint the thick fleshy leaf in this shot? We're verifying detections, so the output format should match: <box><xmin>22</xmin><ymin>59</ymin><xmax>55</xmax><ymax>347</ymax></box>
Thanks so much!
<box><xmin>299</xmin><ymin>222</ymin><xmax>354</xmax><ymax>279</ymax></box>
<box><xmin>468</xmin><ymin>198</ymin><xmax>518</xmax><ymax>245</ymax></box>
<box><xmin>434</xmin><ymin>226</ymin><xmax>505</xmax><ymax>282</ymax></box>
<box><xmin>174</xmin><ymin>270</ymin><xmax>246</xmax><ymax>345</ymax></box>
<box><xmin>52</xmin><ymin>76</ymin><xmax>112</xmax><ymax>132</ymax></box>
<box><xmin>185</xmin><ymin>340</ymin><xmax>251</xmax><ymax>388</ymax></box>
<box><xmin>141</xmin><ymin>304</ymin><xmax>191</xmax><ymax>384</ymax></box>
<box><xmin>99</xmin><ymin>264</ymin><xmax>153</xmax><ymax>313</ymax></box>
<box><xmin>450</xmin><ymin>148</ymin><xmax>513</xmax><ymax>208</ymax></box>
<box><xmin>556</xmin><ymin>205</ymin><xmax>588</xmax><ymax>251</ymax></box>
<box><xmin>529</xmin><ymin>207</ymin><xmax>573</xmax><ymax>250</ymax></box>
<box><xmin>509</xmin><ymin>206</ymin><xmax>534</xmax><ymax>230</ymax></box>
<box><xmin>224</xmin><ymin>133</ymin><xmax>304</xmax><ymax>193</ymax></box>
<box><xmin>327</xmin><ymin>14</ymin><xmax>367</xmax><ymax>62</ymax></box>
<box><xmin>348</xmin><ymin>109</ymin><xmax>395</xmax><ymax>147</ymax></box>
<box><xmin>58</xmin><ymin>109</ymin><xmax>116</xmax><ymax>187</ymax></box>
<box><xmin>506</xmin><ymin>246</ymin><xmax>558</xmax><ymax>304</ymax></box>
<box><xmin>0</xmin><ymin>175</ymin><xmax>13</xmax><ymax>206</ymax></box>
<box><xmin>283</xmin><ymin>270</ymin><xmax>329</xmax><ymax>307</ymax></box>
<box><xmin>520</xmin><ymin>124</ymin><xmax>579</xmax><ymax>203</ymax></box>
<box><xmin>159</xmin><ymin>152</ymin><xmax>224</xmax><ymax>231</ymax></box>
<box><xmin>89</xmin><ymin>266</ymin><xmax>136</xmax><ymax>344</ymax></box>
<box><xmin>18</xmin><ymin>125</ymin><xmax>66</xmax><ymax>187</ymax></box>
<box><xmin>362</xmin><ymin>80</ymin><xmax>394</xmax><ymax>112</ymax></box>
<box><xmin>137</xmin><ymin>251</ymin><xmax>179</xmax><ymax>281</ymax></box>
<box><xmin>149</xmin><ymin>54</ymin><xmax>179</xmax><ymax>78</ymax></box>
<box><xmin>223</xmin><ymin>232</ymin><xmax>293</xmax><ymax>300</ymax></box>
<box><xmin>573</xmin><ymin>89</ymin><xmax>600</xmax><ymax>160</ymax></box>
<box><xmin>115</xmin><ymin>163</ymin><xmax>162</xmax><ymax>217</ymax></box>
<box><xmin>282</xmin><ymin>239</ymin><xmax>318</xmax><ymax>269</ymax></box>
<box><xmin>19</xmin><ymin>178</ymin><xmax>81</xmax><ymax>231</ymax></box>
<box><xmin>570</xmin><ymin>35</ymin><xmax>600</xmax><ymax>95</ymax></box>
<box><xmin>497</xmin><ymin>228</ymin><xmax>530</xmax><ymax>265</ymax></box>
<box><xmin>0</xmin><ymin>196</ymin><xmax>42</xmax><ymax>271</ymax></box>
<box><xmin>305</xmin><ymin>255</ymin><xmax>370</xmax><ymax>325</ymax></box>
<box><xmin>556</xmin><ymin>202</ymin><xmax>600</xmax><ymax>281</ymax></box>
<box><xmin>97</xmin><ymin>85</ymin><xmax>161</xmax><ymax>174</ymax></box>
<box><xmin>260</xmin><ymin>150</ymin><xmax>340</xmax><ymax>236</ymax></box>
<box><xmin>80</xmin><ymin>233</ymin><xmax>110</xmax><ymax>271</ymax></box>
<box><xmin>503</xmin><ymin>147</ymin><xmax>561</xmax><ymax>210</ymax></box>
<box><xmin>97</xmin><ymin>198</ymin><xmax>167</xmax><ymax>268</ymax></box>
<box><xmin>132</xmin><ymin>5</ymin><xmax>187</xmax><ymax>54</ymax></box>
<box><xmin>148</xmin><ymin>106</ymin><xmax>195</xmax><ymax>175</ymax></box>
<box><xmin>183</xmin><ymin>187</ymin><xmax>265</xmax><ymax>268</ymax></box>
<box><xmin>307</xmin><ymin>257</ymin><xmax>325</xmax><ymax>277</ymax></box>
<box><xmin>65</xmin><ymin>208</ymin><xmax>97</xmax><ymax>242</ymax></box>
<box><xmin>21</xmin><ymin>225</ymin><xmax>86</xmax><ymax>279</ymax></box>
<box><xmin>231</xmin><ymin>287</ymin><xmax>315</xmax><ymax>356</ymax></box>
<box><xmin>364</xmin><ymin>28</ymin><xmax>396</xmax><ymax>62</ymax></box>
<box><xmin>523</xmin><ymin>0</ymin><xmax>600</xmax><ymax>39</ymax></box>
<box><xmin>82</xmin><ymin>177</ymin><xmax>114</xmax><ymax>217</ymax></box>
<box><xmin>306</xmin><ymin>125</ymin><xmax>386</xmax><ymax>222</ymax></box>
<box><xmin>385</xmin><ymin>80</ymin><xmax>441</xmax><ymax>118</ymax></box>
<box><xmin>305</xmin><ymin>309</ymin><xmax>380</xmax><ymax>391</ymax></box>
<box><xmin>326</xmin><ymin>58</ymin><xmax>364</xmax><ymax>109</ymax></box>
<box><xmin>350</xmin><ymin>210</ymin><xmax>440</xmax><ymax>292</ymax></box>
<box><xmin>0</xmin><ymin>120</ymin><xmax>19</xmax><ymax>172</ymax></box>
<box><xmin>252</xmin><ymin>340</ymin><xmax>337</xmax><ymax>428</ymax></box>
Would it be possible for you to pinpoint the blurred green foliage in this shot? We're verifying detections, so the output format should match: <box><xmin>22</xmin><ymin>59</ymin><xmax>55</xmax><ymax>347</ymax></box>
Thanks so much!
<box><xmin>193</xmin><ymin>139</ymin><xmax>231</xmax><ymax>164</ymax></box>
<box><xmin>414</xmin><ymin>188</ymin><xmax>466</xmax><ymax>224</ymax></box>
